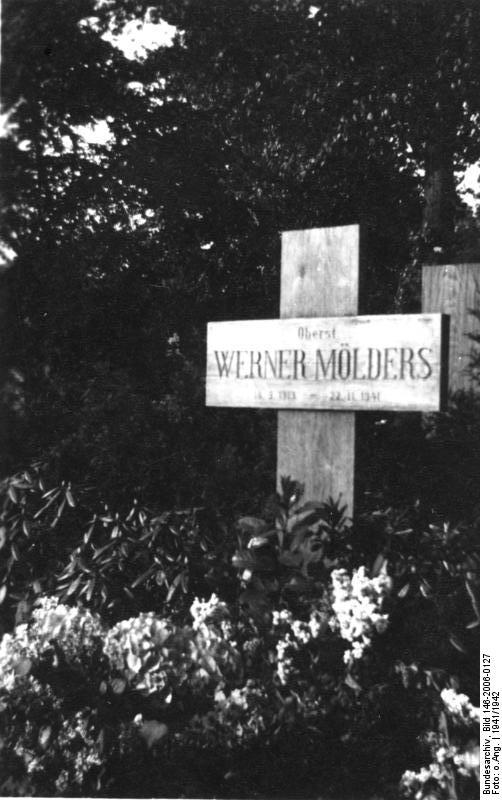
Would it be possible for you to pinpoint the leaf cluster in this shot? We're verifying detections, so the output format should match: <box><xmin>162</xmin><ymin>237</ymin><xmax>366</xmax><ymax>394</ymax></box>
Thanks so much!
<box><xmin>0</xmin><ymin>465</ymin><xmax>237</xmax><ymax>631</ymax></box>
<box><xmin>232</xmin><ymin>477</ymin><xmax>347</xmax><ymax>617</ymax></box>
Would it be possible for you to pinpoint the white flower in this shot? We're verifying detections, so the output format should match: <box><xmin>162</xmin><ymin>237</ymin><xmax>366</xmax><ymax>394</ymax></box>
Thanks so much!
<box><xmin>330</xmin><ymin>567</ymin><xmax>391</xmax><ymax>663</ymax></box>
<box><xmin>190</xmin><ymin>594</ymin><xmax>229</xmax><ymax>629</ymax></box>
<box><xmin>272</xmin><ymin>609</ymin><xmax>292</xmax><ymax>627</ymax></box>
<box><xmin>291</xmin><ymin>620</ymin><xmax>311</xmax><ymax>645</ymax></box>
<box><xmin>0</xmin><ymin>598</ymin><xmax>102</xmax><ymax>691</ymax></box>
<box><xmin>441</xmin><ymin>687</ymin><xmax>480</xmax><ymax>724</ymax></box>
<box><xmin>275</xmin><ymin>634</ymin><xmax>296</xmax><ymax>685</ymax></box>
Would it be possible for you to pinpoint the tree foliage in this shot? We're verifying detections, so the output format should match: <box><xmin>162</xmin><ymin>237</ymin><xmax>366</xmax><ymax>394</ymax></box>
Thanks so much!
<box><xmin>0</xmin><ymin>0</ymin><xmax>479</xmax><ymax>507</ymax></box>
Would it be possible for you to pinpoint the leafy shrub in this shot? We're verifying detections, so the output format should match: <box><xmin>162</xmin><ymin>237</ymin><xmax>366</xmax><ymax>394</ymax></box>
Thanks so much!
<box><xmin>0</xmin><ymin>466</ymin><xmax>237</xmax><ymax>631</ymax></box>
<box><xmin>0</xmin><ymin>486</ymin><xmax>480</xmax><ymax>798</ymax></box>
<box><xmin>232</xmin><ymin>477</ymin><xmax>347</xmax><ymax>618</ymax></box>
<box><xmin>0</xmin><ymin>561</ymin><xmax>394</xmax><ymax>797</ymax></box>
<box><xmin>399</xmin><ymin>688</ymin><xmax>479</xmax><ymax>799</ymax></box>
<box><xmin>229</xmin><ymin>486</ymin><xmax>479</xmax><ymax>798</ymax></box>
<box><xmin>0</xmin><ymin>472</ymin><xmax>479</xmax><ymax>797</ymax></box>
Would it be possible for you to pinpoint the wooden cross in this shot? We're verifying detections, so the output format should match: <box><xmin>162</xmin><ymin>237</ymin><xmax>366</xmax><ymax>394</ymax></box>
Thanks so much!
<box><xmin>277</xmin><ymin>225</ymin><xmax>359</xmax><ymax>515</ymax></box>
<box><xmin>206</xmin><ymin>225</ymin><xmax>449</xmax><ymax>519</ymax></box>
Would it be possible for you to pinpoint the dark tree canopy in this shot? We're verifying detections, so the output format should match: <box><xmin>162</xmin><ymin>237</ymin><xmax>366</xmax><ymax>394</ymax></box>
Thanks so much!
<box><xmin>0</xmin><ymin>0</ymin><xmax>479</xmax><ymax>508</ymax></box>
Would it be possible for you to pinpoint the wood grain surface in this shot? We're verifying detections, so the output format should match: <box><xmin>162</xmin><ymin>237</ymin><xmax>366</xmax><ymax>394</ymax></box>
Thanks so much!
<box><xmin>422</xmin><ymin>263</ymin><xmax>479</xmax><ymax>395</ymax></box>
<box><xmin>277</xmin><ymin>225</ymin><xmax>359</xmax><ymax>515</ymax></box>
<box><xmin>206</xmin><ymin>314</ymin><xmax>447</xmax><ymax>412</ymax></box>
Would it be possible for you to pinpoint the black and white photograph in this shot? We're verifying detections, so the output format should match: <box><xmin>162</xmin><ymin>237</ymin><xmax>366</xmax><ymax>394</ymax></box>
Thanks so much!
<box><xmin>0</xmin><ymin>1</ymin><xmax>481</xmax><ymax>797</ymax></box>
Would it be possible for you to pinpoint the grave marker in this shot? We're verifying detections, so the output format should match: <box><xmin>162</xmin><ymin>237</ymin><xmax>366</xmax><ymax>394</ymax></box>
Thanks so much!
<box><xmin>206</xmin><ymin>225</ymin><xmax>449</xmax><ymax>518</ymax></box>
<box><xmin>278</xmin><ymin>225</ymin><xmax>358</xmax><ymax>516</ymax></box>
<box><xmin>422</xmin><ymin>263</ymin><xmax>479</xmax><ymax>394</ymax></box>
<box><xmin>206</xmin><ymin>314</ymin><xmax>447</xmax><ymax>412</ymax></box>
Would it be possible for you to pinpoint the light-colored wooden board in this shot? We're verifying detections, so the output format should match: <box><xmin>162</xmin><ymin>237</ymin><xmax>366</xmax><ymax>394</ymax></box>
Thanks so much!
<box><xmin>277</xmin><ymin>225</ymin><xmax>359</xmax><ymax>513</ymax></box>
<box><xmin>279</xmin><ymin>226</ymin><xmax>360</xmax><ymax>317</ymax></box>
<box><xmin>206</xmin><ymin>314</ymin><xmax>447</xmax><ymax>412</ymax></box>
<box><xmin>277</xmin><ymin>407</ymin><xmax>355</xmax><ymax>510</ymax></box>
<box><xmin>422</xmin><ymin>263</ymin><xmax>479</xmax><ymax>394</ymax></box>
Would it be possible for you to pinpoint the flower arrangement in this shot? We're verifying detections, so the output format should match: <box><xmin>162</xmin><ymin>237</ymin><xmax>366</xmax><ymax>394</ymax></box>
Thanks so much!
<box><xmin>0</xmin><ymin>487</ymin><xmax>479</xmax><ymax>800</ymax></box>
<box><xmin>0</xmin><ymin>563</ymin><xmax>395</xmax><ymax>795</ymax></box>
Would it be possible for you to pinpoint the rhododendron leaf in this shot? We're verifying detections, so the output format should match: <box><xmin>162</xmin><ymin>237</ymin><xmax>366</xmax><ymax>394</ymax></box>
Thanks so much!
<box><xmin>290</xmin><ymin>525</ymin><xmax>310</xmax><ymax>549</ymax></box>
<box><xmin>140</xmin><ymin>720</ymin><xmax>168</xmax><ymax>748</ymax></box>
<box><xmin>33</xmin><ymin>491</ymin><xmax>60</xmax><ymax>518</ymax></box>
<box><xmin>166</xmin><ymin>583</ymin><xmax>177</xmax><ymax>602</ymax></box>
<box><xmin>7</xmin><ymin>485</ymin><xmax>18</xmax><ymax>503</ymax></box>
<box><xmin>111</xmin><ymin>678</ymin><xmax>127</xmax><ymax>694</ymax></box>
<box><xmin>449</xmin><ymin>634</ymin><xmax>467</xmax><ymax>653</ymax></box>
<box><xmin>237</xmin><ymin>517</ymin><xmax>267</xmax><ymax>534</ymax></box>
<box><xmin>287</xmin><ymin>510</ymin><xmax>319</xmax><ymax>533</ymax></box>
<box><xmin>77</xmin><ymin>556</ymin><xmax>92</xmax><ymax>574</ymax></box>
<box><xmin>345</xmin><ymin>673</ymin><xmax>361</xmax><ymax>691</ymax></box>
<box><xmin>51</xmin><ymin>498</ymin><xmax>67</xmax><ymax>527</ymax></box>
<box><xmin>299</xmin><ymin>501</ymin><xmax>326</xmax><ymax>511</ymax></box>
<box><xmin>92</xmin><ymin>542</ymin><xmax>114</xmax><ymax>558</ymax></box>
<box><xmin>97</xmin><ymin>729</ymin><xmax>105</xmax><ymax>754</ymax></box>
<box><xmin>85</xmin><ymin>579</ymin><xmax>96</xmax><ymax>601</ymax></box>
<box><xmin>371</xmin><ymin>553</ymin><xmax>387</xmax><ymax>577</ymax></box>
<box><xmin>132</xmin><ymin>566</ymin><xmax>155</xmax><ymax>588</ymax></box>
<box><xmin>248</xmin><ymin>535</ymin><xmax>273</xmax><ymax>549</ymax></box>
<box><xmin>278</xmin><ymin>551</ymin><xmax>302</xmax><ymax>567</ymax></box>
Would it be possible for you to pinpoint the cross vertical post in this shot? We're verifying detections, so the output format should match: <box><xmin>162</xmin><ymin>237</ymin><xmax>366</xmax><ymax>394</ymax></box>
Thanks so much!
<box><xmin>277</xmin><ymin>225</ymin><xmax>360</xmax><ymax>517</ymax></box>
